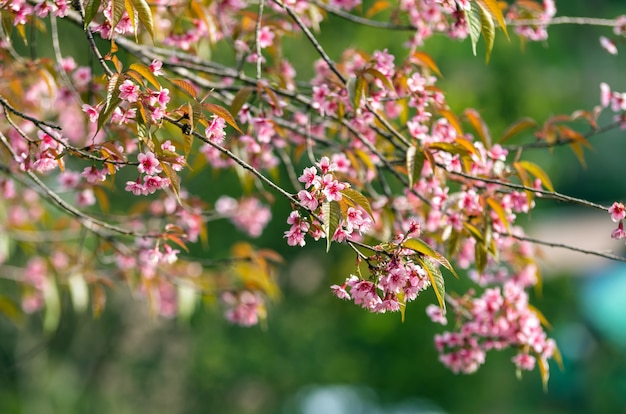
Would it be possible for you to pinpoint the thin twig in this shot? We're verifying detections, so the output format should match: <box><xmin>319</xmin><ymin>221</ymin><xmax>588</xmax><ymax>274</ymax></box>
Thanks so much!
<box><xmin>508</xmin><ymin>16</ymin><xmax>619</xmax><ymax>27</ymax></box>
<box><xmin>503</xmin><ymin>232</ymin><xmax>626</xmax><ymax>263</ymax></box>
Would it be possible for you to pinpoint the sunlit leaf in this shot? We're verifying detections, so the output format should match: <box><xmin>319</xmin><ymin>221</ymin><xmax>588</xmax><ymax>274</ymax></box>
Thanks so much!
<box><xmin>363</xmin><ymin>67</ymin><xmax>394</xmax><ymax>91</ymax></box>
<box><xmin>439</xmin><ymin>109</ymin><xmax>464</xmax><ymax>137</ymax></box>
<box><xmin>322</xmin><ymin>201</ymin><xmax>342</xmax><ymax>252</ymax></box>
<box><xmin>487</xmin><ymin>197</ymin><xmax>510</xmax><ymax>233</ymax></box>
<box><xmin>365</xmin><ymin>0</ymin><xmax>390</xmax><ymax>18</ymax></box>
<box><xmin>478</xmin><ymin>3</ymin><xmax>496</xmax><ymax>63</ymax></box>
<box><xmin>412</xmin><ymin>51</ymin><xmax>443</xmax><ymax>77</ymax></box>
<box><xmin>568</xmin><ymin>142</ymin><xmax>587</xmax><ymax>168</ymax></box>
<box><xmin>528</xmin><ymin>304</ymin><xmax>552</xmax><ymax>330</ymax></box>
<box><xmin>466</xmin><ymin>2</ymin><xmax>482</xmax><ymax>56</ymax></box>
<box><xmin>465</xmin><ymin>108</ymin><xmax>491</xmax><ymax>148</ymax></box>
<box><xmin>517</xmin><ymin>160</ymin><xmax>554</xmax><ymax>192</ymax></box>
<box><xmin>406</xmin><ymin>144</ymin><xmax>425</xmax><ymax>188</ymax></box>
<box><xmin>499</xmin><ymin>117</ymin><xmax>538</xmax><ymax>143</ymax></box>
<box><xmin>537</xmin><ymin>356</ymin><xmax>550</xmax><ymax>392</ymax></box>
<box><xmin>130</xmin><ymin>0</ymin><xmax>154</xmax><ymax>39</ymax></box>
<box><xmin>129</xmin><ymin>62</ymin><xmax>160</xmax><ymax>89</ymax></box>
<box><xmin>110</xmin><ymin>0</ymin><xmax>126</xmax><ymax>33</ymax></box>
<box><xmin>161</xmin><ymin>162</ymin><xmax>182</xmax><ymax>205</ymax></box>
<box><xmin>340</xmin><ymin>188</ymin><xmax>374</xmax><ymax>220</ymax></box>
<box><xmin>476</xmin><ymin>0</ymin><xmax>508</xmax><ymax>37</ymax></box>
<box><xmin>203</xmin><ymin>103</ymin><xmax>243</xmax><ymax>134</ymax></box>
<box><xmin>420</xmin><ymin>257</ymin><xmax>446</xmax><ymax>313</ymax></box>
<box><xmin>167</xmin><ymin>77</ymin><xmax>198</xmax><ymax>99</ymax></box>
<box><xmin>403</xmin><ymin>238</ymin><xmax>458</xmax><ymax>278</ymax></box>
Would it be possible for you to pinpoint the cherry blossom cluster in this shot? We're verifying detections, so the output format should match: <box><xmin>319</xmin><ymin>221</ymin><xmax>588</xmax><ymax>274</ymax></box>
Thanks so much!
<box><xmin>221</xmin><ymin>290</ymin><xmax>267</xmax><ymax>327</ymax></box>
<box><xmin>215</xmin><ymin>195</ymin><xmax>272</xmax><ymax>238</ymax></box>
<box><xmin>331</xmin><ymin>245</ymin><xmax>432</xmax><ymax>314</ymax></box>
<box><xmin>428</xmin><ymin>281</ymin><xmax>556</xmax><ymax>376</ymax></box>
<box><xmin>284</xmin><ymin>157</ymin><xmax>372</xmax><ymax>247</ymax></box>
<box><xmin>506</xmin><ymin>0</ymin><xmax>556</xmax><ymax>41</ymax></box>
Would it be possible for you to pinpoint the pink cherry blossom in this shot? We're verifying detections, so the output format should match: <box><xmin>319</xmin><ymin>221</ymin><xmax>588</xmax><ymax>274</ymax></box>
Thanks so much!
<box><xmin>137</xmin><ymin>151</ymin><xmax>162</xmax><ymax>175</ymax></box>
<box><xmin>609</xmin><ymin>202</ymin><xmax>626</xmax><ymax>222</ymax></box>
<box><xmin>119</xmin><ymin>80</ymin><xmax>140</xmax><ymax>103</ymax></box>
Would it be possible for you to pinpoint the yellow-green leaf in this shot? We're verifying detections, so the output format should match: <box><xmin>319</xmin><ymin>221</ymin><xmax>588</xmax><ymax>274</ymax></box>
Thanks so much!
<box><xmin>167</xmin><ymin>77</ymin><xmax>197</xmax><ymax>99</ymax></box>
<box><xmin>478</xmin><ymin>2</ymin><xmax>496</xmax><ymax>63</ymax></box>
<box><xmin>84</xmin><ymin>0</ymin><xmax>103</xmax><ymax>29</ymax></box>
<box><xmin>465</xmin><ymin>108</ymin><xmax>491</xmax><ymax>148</ymax></box>
<box><xmin>204</xmin><ymin>103</ymin><xmax>243</xmax><ymax>134</ymax></box>
<box><xmin>403</xmin><ymin>238</ymin><xmax>458</xmax><ymax>278</ymax></box>
<box><xmin>466</xmin><ymin>2</ymin><xmax>482</xmax><ymax>56</ymax></box>
<box><xmin>487</xmin><ymin>197</ymin><xmax>510</xmax><ymax>233</ymax></box>
<box><xmin>412</xmin><ymin>51</ymin><xmax>443</xmax><ymax>77</ymax></box>
<box><xmin>340</xmin><ymin>188</ymin><xmax>374</xmax><ymax>221</ymax></box>
<box><xmin>363</xmin><ymin>67</ymin><xmax>394</xmax><ymax>91</ymax></box>
<box><xmin>129</xmin><ymin>63</ymin><xmax>160</xmax><ymax>89</ymax></box>
<box><xmin>322</xmin><ymin>201</ymin><xmax>342</xmax><ymax>252</ymax></box>
<box><xmin>230</xmin><ymin>86</ymin><xmax>254</xmax><ymax>117</ymax></box>
<box><xmin>406</xmin><ymin>144</ymin><xmax>425</xmax><ymax>188</ymax></box>
<box><xmin>537</xmin><ymin>356</ymin><xmax>550</xmax><ymax>392</ymax></box>
<box><xmin>517</xmin><ymin>160</ymin><xmax>554</xmax><ymax>192</ymax></box>
<box><xmin>130</xmin><ymin>0</ymin><xmax>154</xmax><ymax>39</ymax></box>
<box><xmin>499</xmin><ymin>117</ymin><xmax>537</xmax><ymax>143</ymax></box>
<box><xmin>476</xmin><ymin>0</ymin><xmax>508</xmax><ymax>37</ymax></box>
<box><xmin>420</xmin><ymin>257</ymin><xmax>446</xmax><ymax>313</ymax></box>
<box><xmin>110</xmin><ymin>0</ymin><xmax>126</xmax><ymax>33</ymax></box>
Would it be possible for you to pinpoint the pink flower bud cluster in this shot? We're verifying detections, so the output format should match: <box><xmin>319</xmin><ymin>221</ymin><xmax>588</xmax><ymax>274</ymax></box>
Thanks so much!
<box><xmin>429</xmin><ymin>281</ymin><xmax>556</xmax><ymax>376</ymax></box>
<box><xmin>285</xmin><ymin>157</ymin><xmax>372</xmax><ymax>247</ymax></box>
<box><xmin>331</xmin><ymin>244</ymin><xmax>431</xmax><ymax>314</ymax></box>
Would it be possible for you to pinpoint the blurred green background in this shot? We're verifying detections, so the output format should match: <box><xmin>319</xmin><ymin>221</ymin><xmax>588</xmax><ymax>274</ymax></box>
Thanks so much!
<box><xmin>2</xmin><ymin>1</ymin><xmax>626</xmax><ymax>413</ymax></box>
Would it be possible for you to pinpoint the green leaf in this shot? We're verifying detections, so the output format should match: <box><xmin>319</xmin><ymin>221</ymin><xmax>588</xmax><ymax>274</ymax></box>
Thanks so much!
<box><xmin>110</xmin><ymin>0</ymin><xmax>126</xmax><ymax>33</ymax></box>
<box><xmin>97</xmin><ymin>74</ymin><xmax>124</xmax><ymax>133</ymax></box>
<box><xmin>84</xmin><ymin>0</ymin><xmax>103</xmax><ymax>29</ymax></box>
<box><xmin>420</xmin><ymin>257</ymin><xmax>446</xmax><ymax>313</ymax></box>
<box><xmin>340</xmin><ymin>188</ymin><xmax>374</xmax><ymax>221</ymax></box>
<box><xmin>130</xmin><ymin>0</ymin><xmax>154</xmax><ymax>39</ymax></box>
<box><xmin>474</xmin><ymin>241</ymin><xmax>488</xmax><ymax>274</ymax></box>
<box><xmin>322</xmin><ymin>201</ymin><xmax>342</xmax><ymax>252</ymax></box>
<box><xmin>230</xmin><ymin>86</ymin><xmax>254</xmax><ymax>117</ymax></box>
<box><xmin>478</xmin><ymin>2</ymin><xmax>496</xmax><ymax>63</ymax></box>
<box><xmin>347</xmin><ymin>75</ymin><xmax>366</xmax><ymax>111</ymax></box>
<box><xmin>403</xmin><ymin>238</ymin><xmax>458</xmax><ymax>278</ymax></box>
<box><xmin>406</xmin><ymin>145</ymin><xmax>425</xmax><ymax>188</ymax></box>
<box><xmin>466</xmin><ymin>2</ymin><xmax>482</xmax><ymax>56</ymax></box>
